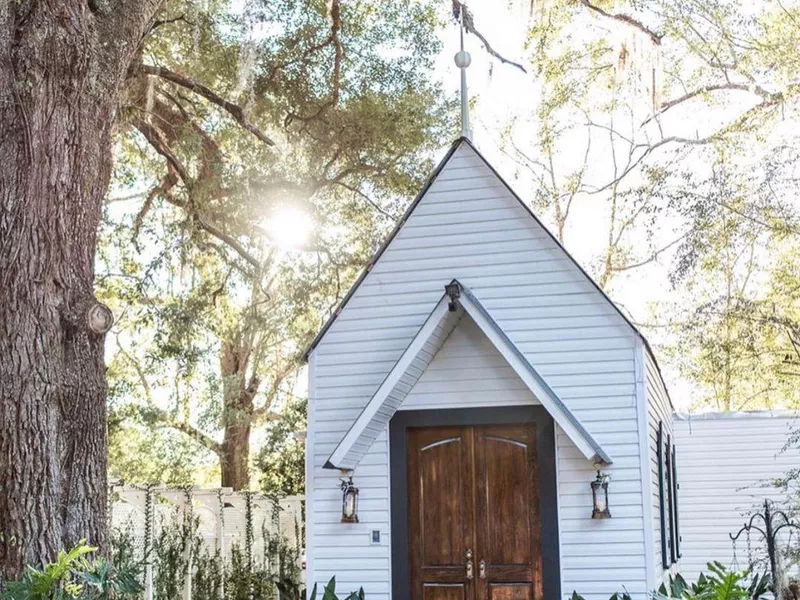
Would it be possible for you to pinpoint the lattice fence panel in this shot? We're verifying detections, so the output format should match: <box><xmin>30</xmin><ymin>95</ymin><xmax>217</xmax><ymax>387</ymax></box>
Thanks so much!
<box><xmin>109</xmin><ymin>485</ymin><xmax>304</xmax><ymax>600</ymax></box>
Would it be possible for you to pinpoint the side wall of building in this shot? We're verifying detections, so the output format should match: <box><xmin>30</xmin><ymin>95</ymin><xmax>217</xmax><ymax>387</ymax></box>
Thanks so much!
<box><xmin>674</xmin><ymin>412</ymin><xmax>800</xmax><ymax>581</ymax></box>
<box><xmin>307</xmin><ymin>142</ymin><xmax>650</xmax><ymax>600</ymax></box>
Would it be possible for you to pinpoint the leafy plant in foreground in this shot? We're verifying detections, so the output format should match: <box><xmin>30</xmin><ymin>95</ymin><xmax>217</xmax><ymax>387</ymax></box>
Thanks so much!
<box><xmin>307</xmin><ymin>577</ymin><xmax>365</xmax><ymax>600</ymax></box>
<box><xmin>656</xmin><ymin>563</ymin><xmax>769</xmax><ymax>600</ymax></box>
<box><xmin>572</xmin><ymin>562</ymin><xmax>770</xmax><ymax>600</ymax></box>
<box><xmin>1</xmin><ymin>541</ymin><xmax>142</xmax><ymax>600</ymax></box>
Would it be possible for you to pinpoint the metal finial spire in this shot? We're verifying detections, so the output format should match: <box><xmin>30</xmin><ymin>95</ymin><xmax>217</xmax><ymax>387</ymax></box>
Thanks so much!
<box><xmin>454</xmin><ymin>10</ymin><xmax>472</xmax><ymax>140</ymax></box>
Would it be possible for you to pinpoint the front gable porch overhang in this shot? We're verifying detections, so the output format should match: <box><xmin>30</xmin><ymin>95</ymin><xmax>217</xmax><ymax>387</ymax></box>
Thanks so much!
<box><xmin>323</xmin><ymin>280</ymin><xmax>613</xmax><ymax>471</ymax></box>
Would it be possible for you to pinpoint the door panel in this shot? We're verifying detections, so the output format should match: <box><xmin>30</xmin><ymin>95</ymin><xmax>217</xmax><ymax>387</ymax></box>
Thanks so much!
<box><xmin>475</xmin><ymin>425</ymin><xmax>542</xmax><ymax>599</ymax></box>
<box><xmin>482</xmin><ymin>435</ymin><xmax>533</xmax><ymax>565</ymax></box>
<box><xmin>408</xmin><ymin>424</ymin><xmax>541</xmax><ymax>600</ymax></box>
<box><xmin>423</xmin><ymin>584</ymin><xmax>469</xmax><ymax>600</ymax></box>
<box><xmin>488</xmin><ymin>584</ymin><xmax>532</xmax><ymax>600</ymax></box>
<box><xmin>408</xmin><ymin>427</ymin><xmax>476</xmax><ymax>600</ymax></box>
<box><xmin>420</xmin><ymin>436</ymin><xmax>469</xmax><ymax>566</ymax></box>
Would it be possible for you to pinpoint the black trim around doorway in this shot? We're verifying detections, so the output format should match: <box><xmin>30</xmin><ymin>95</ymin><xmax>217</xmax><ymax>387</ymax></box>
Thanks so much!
<box><xmin>389</xmin><ymin>406</ymin><xmax>561</xmax><ymax>600</ymax></box>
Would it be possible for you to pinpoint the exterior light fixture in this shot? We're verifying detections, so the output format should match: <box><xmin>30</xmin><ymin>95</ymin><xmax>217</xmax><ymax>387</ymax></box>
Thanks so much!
<box><xmin>445</xmin><ymin>281</ymin><xmax>461</xmax><ymax>312</ymax></box>
<box><xmin>341</xmin><ymin>473</ymin><xmax>359</xmax><ymax>523</ymax></box>
<box><xmin>591</xmin><ymin>468</ymin><xmax>611</xmax><ymax>519</ymax></box>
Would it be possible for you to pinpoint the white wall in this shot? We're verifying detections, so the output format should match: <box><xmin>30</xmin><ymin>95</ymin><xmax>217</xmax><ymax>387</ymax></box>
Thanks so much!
<box><xmin>307</xmin><ymin>140</ymin><xmax>650</xmax><ymax>600</ymax></box>
<box><xmin>674</xmin><ymin>412</ymin><xmax>800</xmax><ymax>582</ymax></box>
<box><xmin>399</xmin><ymin>314</ymin><xmax>540</xmax><ymax>410</ymax></box>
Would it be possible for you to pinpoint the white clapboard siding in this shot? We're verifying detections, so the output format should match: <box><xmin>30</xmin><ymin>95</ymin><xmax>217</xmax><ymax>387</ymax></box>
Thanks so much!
<box><xmin>674</xmin><ymin>412</ymin><xmax>800</xmax><ymax>582</ymax></box>
<box><xmin>307</xmin><ymin>140</ymin><xmax>652</xmax><ymax>600</ymax></box>
<box><xmin>644</xmin><ymin>349</ymin><xmax>676</xmax><ymax>585</ymax></box>
<box><xmin>400</xmin><ymin>315</ymin><xmax>540</xmax><ymax>410</ymax></box>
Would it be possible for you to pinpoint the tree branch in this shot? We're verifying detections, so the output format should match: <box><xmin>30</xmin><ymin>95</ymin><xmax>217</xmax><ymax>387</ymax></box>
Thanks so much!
<box><xmin>643</xmin><ymin>82</ymin><xmax>772</xmax><ymax>126</ymax></box>
<box><xmin>133</xmin><ymin>117</ymin><xmax>190</xmax><ymax>182</ymax></box>
<box><xmin>149</xmin><ymin>14</ymin><xmax>191</xmax><ymax>34</ymax></box>
<box><xmin>332</xmin><ymin>181</ymin><xmax>396</xmax><ymax>219</ymax></box>
<box><xmin>579</xmin><ymin>0</ymin><xmax>662</xmax><ymax>46</ymax></box>
<box><xmin>591</xmin><ymin>90</ymin><xmax>788</xmax><ymax>195</ymax></box>
<box><xmin>612</xmin><ymin>231</ymin><xmax>690</xmax><ymax>273</ymax></box>
<box><xmin>452</xmin><ymin>1</ymin><xmax>527</xmax><ymax>73</ymax></box>
<box><xmin>166</xmin><ymin>419</ymin><xmax>223</xmax><ymax>455</ymax></box>
<box><xmin>132</xmin><ymin>118</ymin><xmax>262</xmax><ymax>268</ymax></box>
<box><xmin>330</xmin><ymin>0</ymin><xmax>343</xmax><ymax>107</ymax></box>
<box><xmin>141</xmin><ymin>406</ymin><xmax>222</xmax><ymax>455</ymax></box>
<box><xmin>139</xmin><ymin>64</ymin><xmax>276</xmax><ymax>146</ymax></box>
<box><xmin>133</xmin><ymin>168</ymin><xmax>178</xmax><ymax>241</ymax></box>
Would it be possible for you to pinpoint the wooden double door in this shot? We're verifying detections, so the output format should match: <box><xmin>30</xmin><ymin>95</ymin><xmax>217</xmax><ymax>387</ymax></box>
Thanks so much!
<box><xmin>407</xmin><ymin>424</ymin><xmax>542</xmax><ymax>600</ymax></box>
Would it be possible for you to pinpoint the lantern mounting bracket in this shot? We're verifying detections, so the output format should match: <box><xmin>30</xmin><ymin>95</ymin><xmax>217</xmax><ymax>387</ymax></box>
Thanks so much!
<box><xmin>445</xmin><ymin>280</ymin><xmax>462</xmax><ymax>312</ymax></box>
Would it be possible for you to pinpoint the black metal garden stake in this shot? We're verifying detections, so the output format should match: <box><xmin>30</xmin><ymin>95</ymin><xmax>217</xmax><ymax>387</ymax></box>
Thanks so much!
<box><xmin>730</xmin><ymin>499</ymin><xmax>800</xmax><ymax>599</ymax></box>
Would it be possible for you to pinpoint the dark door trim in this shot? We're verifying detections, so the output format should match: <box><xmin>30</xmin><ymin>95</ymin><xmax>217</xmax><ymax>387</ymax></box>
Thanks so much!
<box><xmin>390</xmin><ymin>406</ymin><xmax>561</xmax><ymax>600</ymax></box>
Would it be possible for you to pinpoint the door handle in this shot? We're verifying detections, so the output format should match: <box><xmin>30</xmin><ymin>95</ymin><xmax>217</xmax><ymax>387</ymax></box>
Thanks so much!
<box><xmin>465</xmin><ymin>549</ymin><xmax>474</xmax><ymax>580</ymax></box>
<box><xmin>479</xmin><ymin>559</ymin><xmax>486</xmax><ymax>579</ymax></box>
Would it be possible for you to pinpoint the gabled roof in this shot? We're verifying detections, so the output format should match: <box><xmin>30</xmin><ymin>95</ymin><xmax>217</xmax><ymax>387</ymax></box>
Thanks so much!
<box><xmin>324</xmin><ymin>280</ymin><xmax>613</xmax><ymax>471</ymax></box>
<box><xmin>303</xmin><ymin>136</ymin><xmax>674</xmax><ymax>411</ymax></box>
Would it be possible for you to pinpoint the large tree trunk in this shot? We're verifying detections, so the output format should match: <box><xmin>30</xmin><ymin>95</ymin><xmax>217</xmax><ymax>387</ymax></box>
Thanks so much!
<box><xmin>220</xmin><ymin>425</ymin><xmax>252</xmax><ymax>490</ymax></box>
<box><xmin>219</xmin><ymin>339</ymin><xmax>259</xmax><ymax>490</ymax></box>
<box><xmin>0</xmin><ymin>1</ymin><xmax>163</xmax><ymax>578</ymax></box>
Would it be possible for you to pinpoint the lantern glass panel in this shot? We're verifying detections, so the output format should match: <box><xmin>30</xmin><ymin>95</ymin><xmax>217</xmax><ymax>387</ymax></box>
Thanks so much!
<box><xmin>341</xmin><ymin>478</ymin><xmax>359</xmax><ymax>523</ymax></box>
<box><xmin>591</xmin><ymin>471</ymin><xmax>611</xmax><ymax>519</ymax></box>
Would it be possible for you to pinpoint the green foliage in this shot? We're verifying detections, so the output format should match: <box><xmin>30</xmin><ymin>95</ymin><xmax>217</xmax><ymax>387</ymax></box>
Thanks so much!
<box><xmin>109</xmin><ymin>508</ymin><xmax>302</xmax><ymax>600</ymax></box>
<box><xmin>255</xmin><ymin>397</ymin><xmax>306</xmax><ymax>496</ymax></box>
<box><xmin>570</xmin><ymin>591</ymin><xmax>632</xmax><ymax>600</ymax></box>
<box><xmin>514</xmin><ymin>0</ymin><xmax>800</xmax><ymax>411</ymax></box>
<box><xmin>307</xmin><ymin>578</ymin><xmax>365</xmax><ymax>600</ymax></box>
<box><xmin>221</xmin><ymin>546</ymin><xmax>257</xmax><ymax>600</ymax></box>
<box><xmin>1</xmin><ymin>541</ymin><xmax>142</xmax><ymax>600</ymax></box>
<box><xmin>664</xmin><ymin>232</ymin><xmax>800</xmax><ymax>411</ymax></box>
<box><xmin>190</xmin><ymin>547</ymin><xmax>222</xmax><ymax>600</ymax></box>
<box><xmin>80</xmin><ymin>560</ymin><xmax>143</xmax><ymax>600</ymax></box>
<box><xmin>152</xmin><ymin>513</ymin><xmax>192</xmax><ymax>600</ymax></box>
<box><xmin>656</xmin><ymin>563</ymin><xmax>769</xmax><ymax>600</ymax></box>
<box><xmin>572</xmin><ymin>563</ymin><xmax>770</xmax><ymax>600</ymax></box>
<box><xmin>103</xmin><ymin>0</ymin><xmax>454</xmax><ymax>486</ymax></box>
<box><xmin>1</xmin><ymin>543</ymin><xmax>95</xmax><ymax>600</ymax></box>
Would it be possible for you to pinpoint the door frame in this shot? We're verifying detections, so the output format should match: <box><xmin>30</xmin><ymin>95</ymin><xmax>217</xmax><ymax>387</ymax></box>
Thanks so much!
<box><xmin>390</xmin><ymin>406</ymin><xmax>561</xmax><ymax>600</ymax></box>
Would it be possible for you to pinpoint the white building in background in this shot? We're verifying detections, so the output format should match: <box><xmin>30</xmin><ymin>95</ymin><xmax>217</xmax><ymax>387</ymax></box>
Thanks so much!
<box><xmin>675</xmin><ymin>412</ymin><xmax>800</xmax><ymax>582</ymax></box>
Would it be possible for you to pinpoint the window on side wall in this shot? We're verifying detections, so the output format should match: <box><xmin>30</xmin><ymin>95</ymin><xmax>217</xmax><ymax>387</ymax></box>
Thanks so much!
<box><xmin>671</xmin><ymin>440</ymin><xmax>681</xmax><ymax>560</ymax></box>
<box><xmin>658</xmin><ymin>421</ymin><xmax>681</xmax><ymax>568</ymax></box>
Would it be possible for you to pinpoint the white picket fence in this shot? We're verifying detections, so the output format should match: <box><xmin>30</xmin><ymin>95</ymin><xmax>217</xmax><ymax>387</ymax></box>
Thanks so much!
<box><xmin>109</xmin><ymin>484</ymin><xmax>304</xmax><ymax>600</ymax></box>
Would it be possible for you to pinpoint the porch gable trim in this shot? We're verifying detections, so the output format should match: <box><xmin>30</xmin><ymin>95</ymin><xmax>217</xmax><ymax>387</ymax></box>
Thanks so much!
<box><xmin>324</xmin><ymin>280</ymin><xmax>613</xmax><ymax>471</ymax></box>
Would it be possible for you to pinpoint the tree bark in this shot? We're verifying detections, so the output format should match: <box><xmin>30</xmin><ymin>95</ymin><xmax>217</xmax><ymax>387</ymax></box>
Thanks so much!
<box><xmin>220</xmin><ymin>425</ymin><xmax>252</xmax><ymax>490</ymax></box>
<box><xmin>0</xmin><ymin>0</ymin><xmax>164</xmax><ymax>578</ymax></box>
<box><xmin>218</xmin><ymin>339</ymin><xmax>259</xmax><ymax>490</ymax></box>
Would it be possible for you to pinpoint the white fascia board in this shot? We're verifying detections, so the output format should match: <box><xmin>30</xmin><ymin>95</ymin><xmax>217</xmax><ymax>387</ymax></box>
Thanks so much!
<box><xmin>458</xmin><ymin>289</ymin><xmax>613</xmax><ymax>465</ymax></box>
<box><xmin>325</xmin><ymin>294</ymin><xmax>452</xmax><ymax>471</ymax></box>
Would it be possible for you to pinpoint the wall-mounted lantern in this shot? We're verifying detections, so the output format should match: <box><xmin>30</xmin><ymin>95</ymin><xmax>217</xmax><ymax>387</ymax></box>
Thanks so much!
<box><xmin>341</xmin><ymin>473</ymin><xmax>359</xmax><ymax>523</ymax></box>
<box><xmin>591</xmin><ymin>468</ymin><xmax>611</xmax><ymax>519</ymax></box>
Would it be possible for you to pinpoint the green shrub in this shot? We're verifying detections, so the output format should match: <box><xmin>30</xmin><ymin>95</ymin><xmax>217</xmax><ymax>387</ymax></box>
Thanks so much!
<box><xmin>189</xmin><ymin>546</ymin><xmax>222</xmax><ymax>600</ymax></box>
<box><xmin>654</xmin><ymin>563</ymin><xmax>769</xmax><ymax>600</ymax></box>
<box><xmin>307</xmin><ymin>577</ymin><xmax>364</xmax><ymax>600</ymax></box>
<box><xmin>572</xmin><ymin>562</ymin><xmax>769</xmax><ymax>600</ymax></box>
<box><xmin>1</xmin><ymin>541</ymin><xmax>142</xmax><ymax>600</ymax></box>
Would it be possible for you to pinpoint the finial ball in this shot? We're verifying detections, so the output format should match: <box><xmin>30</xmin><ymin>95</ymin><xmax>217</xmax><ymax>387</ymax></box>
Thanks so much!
<box><xmin>454</xmin><ymin>50</ymin><xmax>472</xmax><ymax>69</ymax></box>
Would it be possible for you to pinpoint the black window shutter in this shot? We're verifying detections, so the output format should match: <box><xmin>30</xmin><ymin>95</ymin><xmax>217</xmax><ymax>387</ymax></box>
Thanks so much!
<box><xmin>672</xmin><ymin>443</ymin><xmax>681</xmax><ymax>559</ymax></box>
<box><xmin>657</xmin><ymin>422</ymin><xmax>669</xmax><ymax>569</ymax></box>
<box><xmin>666</xmin><ymin>434</ymin><xmax>677</xmax><ymax>564</ymax></box>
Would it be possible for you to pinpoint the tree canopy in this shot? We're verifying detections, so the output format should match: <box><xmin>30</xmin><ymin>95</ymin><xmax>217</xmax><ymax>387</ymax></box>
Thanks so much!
<box><xmin>502</xmin><ymin>0</ymin><xmax>800</xmax><ymax>410</ymax></box>
<box><xmin>101</xmin><ymin>0</ymin><xmax>455</xmax><ymax>488</ymax></box>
